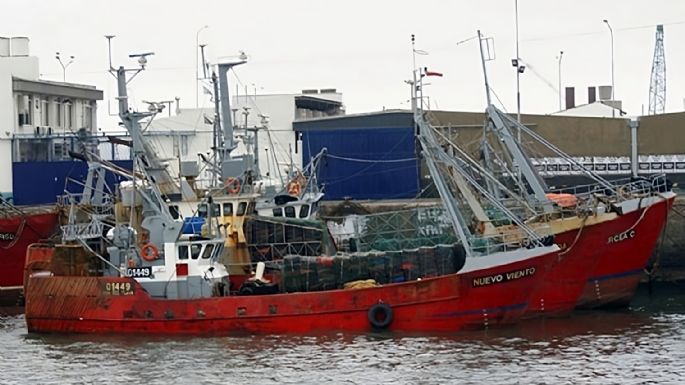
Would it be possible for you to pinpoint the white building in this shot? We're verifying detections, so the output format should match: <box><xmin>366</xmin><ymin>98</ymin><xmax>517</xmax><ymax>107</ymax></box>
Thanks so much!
<box><xmin>0</xmin><ymin>37</ymin><xmax>103</xmax><ymax>202</ymax></box>
<box><xmin>145</xmin><ymin>89</ymin><xmax>343</xmax><ymax>186</ymax></box>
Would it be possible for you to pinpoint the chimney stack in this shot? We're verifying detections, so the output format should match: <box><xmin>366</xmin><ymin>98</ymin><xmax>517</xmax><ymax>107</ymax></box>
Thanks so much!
<box><xmin>565</xmin><ymin>87</ymin><xmax>575</xmax><ymax>109</ymax></box>
<box><xmin>598</xmin><ymin>85</ymin><xmax>612</xmax><ymax>101</ymax></box>
<box><xmin>588</xmin><ymin>86</ymin><xmax>597</xmax><ymax>104</ymax></box>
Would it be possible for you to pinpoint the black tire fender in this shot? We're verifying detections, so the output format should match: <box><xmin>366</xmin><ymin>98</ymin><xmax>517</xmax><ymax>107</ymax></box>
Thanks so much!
<box><xmin>367</xmin><ymin>303</ymin><xmax>393</xmax><ymax>329</ymax></box>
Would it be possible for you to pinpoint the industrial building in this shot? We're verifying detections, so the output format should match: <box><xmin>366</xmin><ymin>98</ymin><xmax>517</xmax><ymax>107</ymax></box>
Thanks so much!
<box><xmin>295</xmin><ymin>108</ymin><xmax>685</xmax><ymax>201</ymax></box>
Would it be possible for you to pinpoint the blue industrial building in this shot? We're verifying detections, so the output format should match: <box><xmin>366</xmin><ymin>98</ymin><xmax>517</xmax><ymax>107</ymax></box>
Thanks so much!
<box><xmin>12</xmin><ymin>160</ymin><xmax>132</xmax><ymax>205</ymax></box>
<box><xmin>294</xmin><ymin>111</ymin><xmax>419</xmax><ymax>200</ymax></box>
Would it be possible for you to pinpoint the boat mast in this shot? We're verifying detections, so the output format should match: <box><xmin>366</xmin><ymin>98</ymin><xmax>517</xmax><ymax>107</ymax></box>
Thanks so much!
<box><xmin>211</xmin><ymin>70</ymin><xmax>222</xmax><ymax>187</ymax></box>
<box><xmin>476</xmin><ymin>30</ymin><xmax>501</xmax><ymax>200</ymax></box>
<box><xmin>106</xmin><ymin>37</ymin><xmax>181</xmax><ymax>245</ymax></box>
<box><xmin>411</xmin><ymin>35</ymin><xmax>473</xmax><ymax>257</ymax></box>
<box><xmin>217</xmin><ymin>60</ymin><xmax>246</xmax><ymax>177</ymax></box>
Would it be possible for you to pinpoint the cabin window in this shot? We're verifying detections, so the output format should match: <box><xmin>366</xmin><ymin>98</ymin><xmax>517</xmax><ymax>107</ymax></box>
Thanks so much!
<box><xmin>212</xmin><ymin>244</ymin><xmax>223</xmax><ymax>259</ymax></box>
<box><xmin>236</xmin><ymin>202</ymin><xmax>247</xmax><ymax>216</ymax></box>
<box><xmin>211</xmin><ymin>204</ymin><xmax>220</xmax><ymax>216</ymax></box>
<box><xmin>190</xmin><ymin>244</ymin><xmax>202</xmax><ymax>260</ymax></box>
<box><xmin>272</xmin><ymin>208</ymin><xmax>283</xmax><ymax>217</ymax></box>
<box><xmin>201</xmin><ymin>244</ymin><xmax>214</xmax><ymax>259</ymax></box>
<box><xmin>178</xmin><ymin>245</ymin><xmax>189</xmax><ymax>260</ymax></box>
<box><xmin>247</xmin><ymin>202</ymin><xmax>255</xmax><ymax>214</ymax></box>
<box><xmin>284</xmin><ymin>206</ymin><xmax>296</xmax><ymax>218</ymax></box>
<box><xmin>198</xmin><ymin>204</ymin><xmax>208</xmax><ymax>218</ymax></box>
<box><xmin>197</xmin><ymin>203</ymin><xmax>219</xmax><ymax>217</ymax></box>
<box><xmin>299</xmin><ymin>204</ymin><xmax>310</xmax><ymax>218</ymax></box>
<box><xmin>223</xmin><ymin>203</ymin><xmax>233</xmax><ymax>216</ymax></box>
<box><xmin>169</xmin><ymin>205</ymin><xmax>180</xmax><ymax>220</ymax></box>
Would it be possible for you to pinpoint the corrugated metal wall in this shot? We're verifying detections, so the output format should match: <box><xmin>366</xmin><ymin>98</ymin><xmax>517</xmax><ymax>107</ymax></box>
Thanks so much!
<box><xmin>301</xmin><ymin>125</ymin><xmax>419</xmax><ymax>200</ymax></box>
<box><xmin>12</xmin><ymin>160</ymin><xmax>132</xmax><ymax>205</ymax></box>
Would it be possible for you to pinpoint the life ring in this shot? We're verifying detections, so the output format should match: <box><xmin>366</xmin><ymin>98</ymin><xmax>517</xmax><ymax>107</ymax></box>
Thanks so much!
<box><xmin>367</xmin><ymin>303</ymin><xmax>393</xmax><ymax>329</ymax></box>
<box><xmin>225</xmin><ymin>178</ymin><xmax>241</xmax><ymax>194</ymax></box>
<box><xmin>140</xmin><ymin>243</ymin><xmax>159</xmax><ymax>261</ymax></box>
<box><xmin>287</xmin><ymin>181</ymin><xmax>302</xmax><ymax>196</ymax></box>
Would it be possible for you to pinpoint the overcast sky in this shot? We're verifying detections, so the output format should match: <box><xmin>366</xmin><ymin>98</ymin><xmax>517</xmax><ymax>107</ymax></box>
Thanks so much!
<box><xmin>2</xmin><ymin>0</ymin><xmax>684</xmax><ymax>129</ymax></box>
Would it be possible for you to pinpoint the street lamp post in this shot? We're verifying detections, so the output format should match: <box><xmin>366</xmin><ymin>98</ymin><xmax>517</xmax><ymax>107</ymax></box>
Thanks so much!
<box><xmin>195</xmin><ymin>25</ymin><xmax>209</xmax><ymax>108</ymax></box>
<box><xmin>603</xmin><ymin>19</ymin><xmax>615</xmax><ymax>117</ymax></box>
<box><xmin>557</xmin><ymin>50</ymin><xmax>564</xmax><ymax>110</ymax></box>
<box><xmin>55</xmin><ymin>52</ymin><xmax>75</xmax><ymax>82</ymax></box>
<box><xmin>514</xmin><ymin>0</ymin><xmax>521</xmax><ymax>125</ymax></box>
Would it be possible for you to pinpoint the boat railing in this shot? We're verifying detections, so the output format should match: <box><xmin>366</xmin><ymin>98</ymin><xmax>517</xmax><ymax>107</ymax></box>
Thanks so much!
<box><xmin>549</xmin><ymin>174</ymin><xmax>670</xmax><ymax>201</ymax></box>
<box><xmin>61</xmin><ymin>217</ymin><xmax>106</xmax><ymax>241</ymax></box>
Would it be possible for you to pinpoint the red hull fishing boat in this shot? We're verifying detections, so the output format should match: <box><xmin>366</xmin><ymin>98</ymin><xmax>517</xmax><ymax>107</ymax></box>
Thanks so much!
<box><xmin>23</xmin><ymin>243</ymin><xmax>557</xmax><ymax>335</ymax></box>
<box><xmin>522</xmin><ymin>191</ymin><xmax>675</xmax><ymax>314</ymax></box>
<box><xmin>573</xmin><ymin>192</ymin><xmax>674</xmax><ymax>308</ymax></box>
<box><xmin>23</xmin><ymin>46</ymin><xmax>563</xmax><ymax>336</ymax></box>
<box><xmin>0</xmin><ymin>204</ymin><xmax>58</xmax><ymax>306</ymax></box>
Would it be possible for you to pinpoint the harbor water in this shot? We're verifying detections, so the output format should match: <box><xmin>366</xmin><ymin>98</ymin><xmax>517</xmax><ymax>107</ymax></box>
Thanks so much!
<box><xmin>1</xmin><ymin>283</ymin><xmax>684</xmax><ymax>385</ymax></box>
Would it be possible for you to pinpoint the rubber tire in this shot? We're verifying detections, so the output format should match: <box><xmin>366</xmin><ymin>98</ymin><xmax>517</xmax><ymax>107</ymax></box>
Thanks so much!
<box><xmin>367</xmin><ymin>303</ymin><xmax>393</xmax><ymax>329</ymax></box>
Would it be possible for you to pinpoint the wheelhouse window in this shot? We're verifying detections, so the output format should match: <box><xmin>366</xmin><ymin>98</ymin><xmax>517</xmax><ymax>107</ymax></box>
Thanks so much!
<box><xmin>198</xmin><ymin>204</ymin><xmax>207</xmax><ymax>218</ymax></box>
<box><xmin>169</xmin><ymin>205</ymin><xmax>180</xmax><ymax>220</ymax></box>
<box><xmin>201</xmin><ymin>244</ymin><xmax>214</xmax><ymax>259</ymax></box>
<box><xmin>197</xmin><ymin>203</ymin><xmax>219</xmax><ymax>218</ymax></box>
<box><xmin>222</xmin><ymin>203</ymin><xmax>233</xmax><ymax>216</ymax></box>
<box><xmin>178</xmin><ymin>245</ymin><xmax>189</xmax><ymax>260</ymax></box>
<box><xmin>272</xmin><ymin>207</ymin><xmax>283</xmax><ymax>217</ymax></box>
<box><xmin>299</xmin><ymin>204</ymin><xmax>310</xmax><ymax>218</ymax></box>
<box><xmin>284</xmin><ymin>206</ymin><xmax>296</xmax><ymax>218</ymax></box>
<box><xmin>236</xmin><ymin>202</ymin><xmax>247</xmax><ymax>216</ymax></box>
<box><xmin>190</xmin><ymin>244</ymin><xmax>202</xmax><ymax>259</ymax></box>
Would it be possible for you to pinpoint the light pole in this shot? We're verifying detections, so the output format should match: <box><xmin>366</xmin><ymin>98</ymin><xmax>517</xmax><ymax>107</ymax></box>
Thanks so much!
<box><xmin>515</xmin><ymin>0</ymin><xmax>521</xmax><ymax>124</ymax></box>
<box><xmin>195</xmin><ymin>25</ymin><xmax>209</xmax><ymax>108</ymax></box>
<box><xmin>511</xmin><ymin>0</ymin><xmax>525</xmax><ymax>140</ymax></box>
<box><xmin>55</xmin><ymin>52</ymin><xmax>75</xmax><ymax>82</ymax></box>
<box><xmin>557</xmin><ymin>50</ymin><xmax>564</xmax><ymax>110</ymax></box>
<box><xmin>603</xmin><ymin>19</ymin><xmax>615</xmax><ymax>117</ymax></box>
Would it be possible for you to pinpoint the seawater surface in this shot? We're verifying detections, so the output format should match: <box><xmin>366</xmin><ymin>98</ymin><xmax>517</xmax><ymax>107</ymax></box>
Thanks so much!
<box><xmin>1</xmin><ymin>283</ymin><xmax>684</xmax><ymax>385</ymax></box>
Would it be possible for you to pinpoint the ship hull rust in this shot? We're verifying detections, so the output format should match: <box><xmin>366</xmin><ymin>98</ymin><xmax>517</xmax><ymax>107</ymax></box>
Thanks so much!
<box><xmin>24</xmin><ymin>246</ymin><xmax>556</xmax><ymax>335</ymax></box>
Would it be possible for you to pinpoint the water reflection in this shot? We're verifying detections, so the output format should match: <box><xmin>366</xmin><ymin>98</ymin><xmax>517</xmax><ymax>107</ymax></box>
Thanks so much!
<box><xmin>1</xmin><ymin>283</ymin><xmax>683</xmax><ymax>385</ymax></box>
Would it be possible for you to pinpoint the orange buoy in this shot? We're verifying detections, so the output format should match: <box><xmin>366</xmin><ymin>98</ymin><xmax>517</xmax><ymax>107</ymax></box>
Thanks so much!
<box><xmin>287</xmin><ymin>181</ymin><xmax>302</xmax><ymax>196</ymax></box>
<box><xmin>224</xmin><ymin>177</ymin><xmax>241</xmax><ymax>194</ymax></box>
<box><xmin>140</xmin><ymin>243</ymin><xmax>159</xmax><ymax>261</ymax></box>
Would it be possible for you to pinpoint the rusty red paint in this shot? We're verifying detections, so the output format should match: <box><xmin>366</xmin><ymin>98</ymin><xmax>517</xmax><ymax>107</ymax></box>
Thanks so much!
<box><xmin>24</xmin><ymin>248</ymin><xmax>557</xmax><ymax>335</ymax></box>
